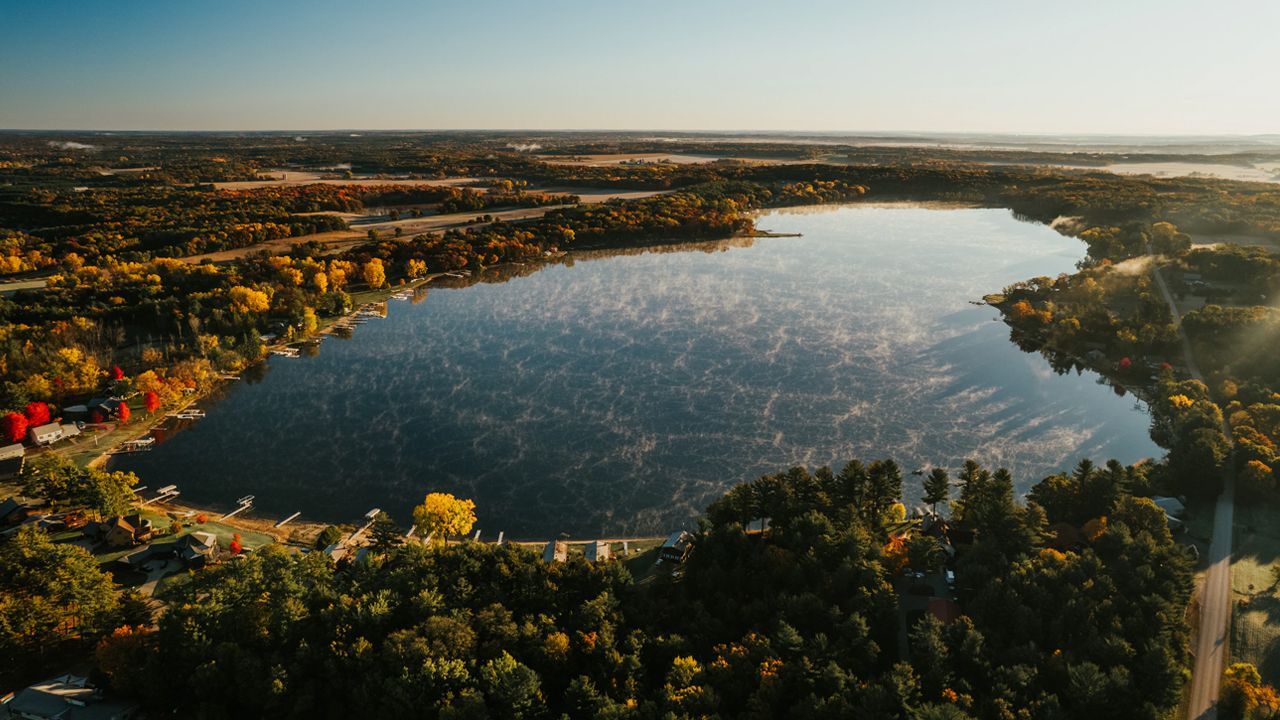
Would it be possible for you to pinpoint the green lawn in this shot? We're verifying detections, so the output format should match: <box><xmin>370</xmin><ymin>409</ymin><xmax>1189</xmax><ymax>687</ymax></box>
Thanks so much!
<box><xmin>1229</xmin><ymin>498</ymin><xmax>1280</xmax><ymax>683</ymax></box>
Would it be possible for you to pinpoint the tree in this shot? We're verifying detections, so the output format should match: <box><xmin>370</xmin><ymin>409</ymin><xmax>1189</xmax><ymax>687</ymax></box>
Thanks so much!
<box><xmin>923</xmin><ymin>467</ymin><xmax>950</xmax><ymax>513</ymax></box>
<box><xmin>412</xmin><ymin>492</ymin><xmax>476</xmax><ymax>544</ymax></box>
<box><xmin>1</xmin><ymin>412</ymin><xmax>27</xmax><ymax>443</ymax></box>
<box><xmin>143</xmin><ymin>391</ymin><xmax>161</xmax><ymax>413</ymax></box>
<box><xmin>23</xmin><ymin>401</ymin><xmax>51</xmax><ymax>426</ymax></box>
<box><xmin>369</xmin><ymin>511</ymin><xmax>402</xmax><ymax>554</ymax></box>
<box><xmin>0</xmin><ymin>526</ymin><xmax>119</xmax><ymax>679</ymax></box>
<box><xmin>229</xmin><ymin>533</ymin><xmax>243</xmax><ymax>555</ymax></box>
<box><xmin>116</xmin><ymin>402</ymin><xmax>131</xmax><ymax>423</ymax></box>
<box><xmin>96</xmin><ymin>625</ymin><xmax>155</xmax><ymax>698</ymax></box>
<box><xmin>110</xmin><ymin>365</ymin><xmax>125</xmax><ymax>381</ymax></box>
<box><xmin>314</xmin><ymin>525</ymin><xmax>344</xmax><ymax>550</ymax></box>
<box><xmin>228</xmin><ymin>285</ymin><xmax>270</xmax><ymax>314</ymax></box>
<box><xmin>21</xmin><ymin>454</ymin><xmax>138</xmax><ymax>516</ymax></box>
<box><xmin>907</xmin><ymin>534</ymin><xmax>947</xmax><ymax>574</ymax></box>
<box><xmin>362</xmin><ymin>258</ymin><xmax>386</xmax><ymax>288</ymax></box>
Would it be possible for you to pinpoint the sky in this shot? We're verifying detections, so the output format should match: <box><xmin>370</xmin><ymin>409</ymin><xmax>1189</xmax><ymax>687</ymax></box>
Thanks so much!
<box><xmin>1</xmin><ymin>0</ymin><xmax>1277</xmax><ymax>135</ymax></box>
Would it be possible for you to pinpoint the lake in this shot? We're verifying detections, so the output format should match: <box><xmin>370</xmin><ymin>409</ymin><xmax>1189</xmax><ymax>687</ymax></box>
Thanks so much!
<box><xmin>111</xmin><ymin>206</ymin><xmax>1161</xmax><ymax>537</ymax></box>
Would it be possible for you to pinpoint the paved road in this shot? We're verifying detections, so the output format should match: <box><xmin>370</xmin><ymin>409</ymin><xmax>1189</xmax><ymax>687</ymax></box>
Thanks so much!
<box><xmin>1148</xmin><ymin>246</ymin><xmax>1235</xmax><ymax>720</ymax></box>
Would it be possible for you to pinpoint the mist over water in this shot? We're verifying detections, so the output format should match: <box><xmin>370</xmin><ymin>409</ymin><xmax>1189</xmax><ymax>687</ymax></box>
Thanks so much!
<box><xmin>112</xmin><ymin>207</ymin><xmax>1160</xmax><ymax>537</ymax></box>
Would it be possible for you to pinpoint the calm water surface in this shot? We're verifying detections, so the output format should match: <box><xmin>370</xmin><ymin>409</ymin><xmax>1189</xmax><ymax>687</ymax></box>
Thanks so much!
<box><xmin>112</xmin><ymin>207</ymin><xmax>1160</xmax><ymax>536</ymax></box>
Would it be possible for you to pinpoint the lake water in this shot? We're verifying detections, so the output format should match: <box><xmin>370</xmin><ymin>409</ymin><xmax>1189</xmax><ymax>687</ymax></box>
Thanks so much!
<box><xmin>111</xmin><ymin>206</ymin><xmax>1160</xmax><ymax>537</ymax></box>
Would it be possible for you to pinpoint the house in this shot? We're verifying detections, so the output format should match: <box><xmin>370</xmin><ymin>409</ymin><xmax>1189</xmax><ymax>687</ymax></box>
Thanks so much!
<box><xmin>542</xmin><ymin>539</ymin><xmax>568</xmax><ymax>563</ymax></box>
<box><xmin>1</xmin><ymin>674</ymin><xmax>139</xmax><ymax>719</ymax></box>
<box><xmin>27</xmin><ymin>422</ymin><xmax>63</xmax><ymax>446</ymax></box>
<box><xmin>0</xmin><ymin>445</ymin><xmax>24</xmax><ymax>479</ymax></box>
<box><xmin>584</xmin><ymin>540</ymin><xmax>612</xmax><ymax>563</ymax></box>
<box><xmin>659</xmin><ymin>531</ymin><xmax>693</xmax><ymax>563</ymax></box>
<box><xmin>115</xmin><ymin>543</ymin><xmax>174</xmax><ymax>571</ymax></box>
<box><xmin>175</xmin><ymin>531</ymin><xmax>219</xmax><ymax>565</ymax></box>
<box><xmin>91</xmin><ymin>515</ymin><xmax>153</xmax><ymax>549</ymax></box>
<box><xmin>0</xmin><ymin>497</ymin><xmax>31</xmax><ymax>526</ymax></box>
<box><xmin>59</xmin><ymin>423</ymin><xmax>81</xmax><ymax>441</ymax></box>
<box><xmin>103</xmin><ymin>518</ymin><xmax>141</xmax><ymax>549</ymax></box>
<box><xmin>61</xmin><ymin>404</ymin><xmax>90</xmax><ymax>421</ymax></box>
<box><xmin>86</xmin><ymin>398</ymin><xmax>122</xmax><ymax>421</ymax></box>
<box><xmin>1152</xmin><ymin>496</ymin><xmax>1187</xmax><ymax>519</ymax></box>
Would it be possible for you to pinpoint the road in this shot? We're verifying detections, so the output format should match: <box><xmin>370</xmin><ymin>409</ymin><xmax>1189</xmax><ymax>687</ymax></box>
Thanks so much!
<box><xmin>1149</xmin><ymin>245</ymin><xmax>1236</xmax><ymax>720</ymax></box>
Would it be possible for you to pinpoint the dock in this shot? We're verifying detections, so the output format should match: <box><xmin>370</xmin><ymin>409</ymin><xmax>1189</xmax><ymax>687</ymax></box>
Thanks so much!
<box><xmin>274</xmin><ymin>511</ymin><xmax>302</xmax><ymax>528</ymax></box>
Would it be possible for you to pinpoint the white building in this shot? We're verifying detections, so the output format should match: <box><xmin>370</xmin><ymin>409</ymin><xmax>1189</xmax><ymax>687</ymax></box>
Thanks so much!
<box><xmin>27</xmin><ymin>422</ymin><xmax>63</xmax><ymax>446</ymax></box>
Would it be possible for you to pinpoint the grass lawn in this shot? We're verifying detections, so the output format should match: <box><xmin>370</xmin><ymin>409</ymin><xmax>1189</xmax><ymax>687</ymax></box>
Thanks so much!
<box><xmin>1229</xmin><ymin>498</ymin><xmax>1280</xmax><ymax>683</ymax></box>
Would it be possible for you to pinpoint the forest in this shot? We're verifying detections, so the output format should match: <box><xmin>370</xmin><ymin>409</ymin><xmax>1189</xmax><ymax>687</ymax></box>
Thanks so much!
<box><xmin>5</xmin><ymin>455</ymin><xmax>1194</xmax><ymax>720</ymax></box>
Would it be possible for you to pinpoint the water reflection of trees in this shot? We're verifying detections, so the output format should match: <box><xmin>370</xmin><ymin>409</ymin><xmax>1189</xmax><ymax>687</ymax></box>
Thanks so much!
<box><xmin>1008</xmin><ymin>326</ymin><xmax>1146</xmax><ymax>403</ymax></box>
<box><xmin>428</xmin><ymin>236</ymin><xmax>760</xmax><ymax>290</ymax></box>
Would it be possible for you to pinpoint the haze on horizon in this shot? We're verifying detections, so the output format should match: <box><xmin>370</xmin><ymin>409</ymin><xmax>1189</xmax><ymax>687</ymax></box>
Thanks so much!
<box><xmin>1</xmin><ymin>0</ymin><xmax>1277</xmax><ymax>136</ymax></box>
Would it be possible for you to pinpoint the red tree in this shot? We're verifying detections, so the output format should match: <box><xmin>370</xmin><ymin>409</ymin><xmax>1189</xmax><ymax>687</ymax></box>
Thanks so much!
<box><xmin>24</xmin><ymin>401</ymin><xmax>51</xmax><ymax>426</ymax></box>
<box><xmin>1</xmin><ymin>412</ymin><xmax>27</xmax><ymax>444</ymax></box>
<box><xmin>229</xmin><ymin>533</ymin><xmax>243</xmax><ymax>555</ymax></box>
<box><xmin>1118</xmin><ymin>357</ymin><xmax>1132</xmax><ymax>372</ymax></box>
<box><xmin>143</xmin><ymin>392</ymin><xmax>161</xmax><ymax>413</ymax></box>
<box><xmin>116</xmin><ymin>403</ymin><xmax>131</xmax><ymax>423</ymax></box>
<box><xmin>110</xmin><ymin>365</ymin><xmax>125</xmax><ymax>381</ymax></box>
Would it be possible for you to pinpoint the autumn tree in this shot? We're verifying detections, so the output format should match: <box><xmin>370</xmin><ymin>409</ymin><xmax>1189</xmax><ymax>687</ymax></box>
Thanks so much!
<box><xmin>1</xmin><ymin>412</ymin><xmax>27</xmax><ymax>443</ymax></box>
<box><xmin>143</xmin><ymin>391</ymin><xmax>161</xmax><ymax>413</ymax></box>
<box><xmin>412</xmin><ymin>492</ymin><xmax>476</xmax><ymax>544</ymax></box>
<box><xmin>116</xmin><ymin>402</ymin><xmax>131</xmax><ymax>423</ymax></box>
<box><xmin>362</xmin><ymin>258</ymin><xmax>386</xmax><ymax>289</ymax></box>
<box><xmin>228</xmin><ymin>285</ymin><xmax>271</xmax><ymax>314</ymax></box>
<box><xmin>23</xmin><ymin>401</ymin><xmax>51</xmax><ymax>426</ymax></box>
<box><xmin>96</xmin><ymin>625</ymin><xmax>156</xmax><ymax>699</ymax></box>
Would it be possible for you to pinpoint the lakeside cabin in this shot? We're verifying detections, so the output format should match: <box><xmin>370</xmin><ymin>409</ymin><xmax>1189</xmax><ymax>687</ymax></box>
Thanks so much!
<box><xmin>1</xmin><ymin>674</ymin><xmax>139</xmax><ymax>720</ymax></box>
<box><xmin>27</xmin><ymin>422</ymin><xmax>63</xmax><ymax>446</ymax></box>
<box><xmin>659</xmin><ymin>531</ymin><xmax>693</xmax><ymax>564</ymax></box>
<box><xmin>584</xmin><ymin>540</ymin><xmax>612</xmax><ymax>563</ymax></box>
<box><xmin>542</xmin><ymin>539</ymin><xmax>568</xmax><ymax>564</ymax></box>
<box><xmin>0</xmin><ymin>443</ymin><xmax>24</xmax><ymax>479</ymax></box>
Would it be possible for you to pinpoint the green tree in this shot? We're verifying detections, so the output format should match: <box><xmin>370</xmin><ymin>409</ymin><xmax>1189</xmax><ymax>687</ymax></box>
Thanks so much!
<box><xmin>923</xmin><ymin>467</ymin><xmax>950</xmax><ymax>514</ymax></box>
<box><xmin>0</xmin><ymin>526</ymin><xmax>120</xmax><ymax>680</ymax></box>
<box><xmin>369</xmin><ymin>511</ymin><xmax>402</xmax><ymax>554</ymax></box>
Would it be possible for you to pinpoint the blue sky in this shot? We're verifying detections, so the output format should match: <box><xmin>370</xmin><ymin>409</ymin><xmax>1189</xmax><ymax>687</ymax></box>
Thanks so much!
<box><xmin>1</xmin><ymin>0</ymin><xmax>1276</xmax><ymax>134</ymax></box>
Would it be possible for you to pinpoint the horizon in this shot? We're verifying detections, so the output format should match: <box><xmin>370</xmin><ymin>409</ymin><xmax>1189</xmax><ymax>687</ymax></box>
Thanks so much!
<box><xmin>3</xmin><ymin>0</ymin><xmax>1277</xmax><ymax>135</ymax></box>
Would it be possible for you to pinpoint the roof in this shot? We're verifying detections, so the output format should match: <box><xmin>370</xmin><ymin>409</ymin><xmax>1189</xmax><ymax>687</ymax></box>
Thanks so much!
<box><xmin>60</xmin><ymin>423</ymin><xmax>81</xmax><ymax>438</ymax></box>
<box><xmin>7</xmin><ymin>674</ymin><xmax>139</xmax><ymax>720</ymax></box>
<box><xmin>1152</xmin><ymin>496</ymin><xmax>1186</xmax><ymax>517</ymax></box>
<box><xmin>109</xmin><ymin>517</ymin><xmax>137</xmax><ymax>534</ymax></box>
<box><xmin>29</xmin><ymin>422</ymin><xmax>62</xmax><ymax>437</ymax></box>
<box><xmin>0</xmin><ymin>443</ymin><xmax>24</xmax><ymax>461</ymax></box>
<box><xmin>0</xmin><ymin>497</ymin><xmax>22</xmax><ymax>519</ymax></box>
<box><xmin>584</xmin><ymin>541</ymin><xmax>611</xmax><ymax>562</ymax></box>
<box><xmin>542</xmin><ymin>540</ymin><xmax>567</xmax><ymax>563</ymax></box>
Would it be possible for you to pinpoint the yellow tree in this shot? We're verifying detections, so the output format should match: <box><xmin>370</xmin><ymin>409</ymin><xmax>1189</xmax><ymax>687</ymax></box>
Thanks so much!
<box><xmin>412</xmin><ymin>492</ymin><xmax>476</xmax><ymax>544</ymax></box>
<box><xmin>362</xmin><ymin>259</ymin><xmax>386</xmax><ymax>289</ymax></box>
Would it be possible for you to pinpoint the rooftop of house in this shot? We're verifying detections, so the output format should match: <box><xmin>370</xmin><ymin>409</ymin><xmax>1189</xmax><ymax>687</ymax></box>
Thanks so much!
<box><xmin>4</xmin><ymin>674</ymin><xmax>139</xmax><ymax>720</ymax></box>
<box><xmin>29</xmin><ymin>422</ymin><xmax>62</xmax><ymax>436</ymax></box>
